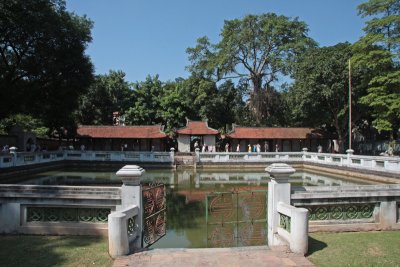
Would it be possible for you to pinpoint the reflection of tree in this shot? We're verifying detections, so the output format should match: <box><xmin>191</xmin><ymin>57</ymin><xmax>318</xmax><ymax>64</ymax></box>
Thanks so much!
<box><xmin>166</xmin><ymin>189</ymin><xmax>205</xmax><ymax>233</ymax></box>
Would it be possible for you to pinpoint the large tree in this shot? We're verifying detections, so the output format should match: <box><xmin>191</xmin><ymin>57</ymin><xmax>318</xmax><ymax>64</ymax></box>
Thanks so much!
<box><xmin>0</xmin><ymin>0</ymin><xmax>93</xmax><ymax>135</ymax></box>
<box><xmin>125</xmin><ymin>75</ymin><xmax>164</xmax><ymax>126</ymax></box>
<box><xmin>186</xmin><ymin>13</ymin><xmax>315</xmax><ymax>124</ymax></box>
<box><xmin>353</xmin><ymin>0</ymin><xmax>400</xmax><ymax>138</ymax></box>
<box><xmin>290</xmin><ymin>43</ymin><xmax>364</xmax><ymax>152</ymax></box>
<box><xmin>76</xmin><ymin>70</ymin><xmax>132</xmax><ymax>125</ymax></box>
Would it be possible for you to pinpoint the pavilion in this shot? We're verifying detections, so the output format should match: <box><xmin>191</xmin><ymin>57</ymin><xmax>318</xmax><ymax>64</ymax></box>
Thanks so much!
<box><xmin>176</xmin><ymin>119</ymin><xmax>219</xmax><ymax>152</ymax></box>
<box><xmin>76</xmin><ymin>125</ymin><xmax>168</xmax><ymax>151</ymax></box>
<box><xmin>226</xmin><ymin>125</ymin><xmax>331</xmax><ymax>152</ymax></box>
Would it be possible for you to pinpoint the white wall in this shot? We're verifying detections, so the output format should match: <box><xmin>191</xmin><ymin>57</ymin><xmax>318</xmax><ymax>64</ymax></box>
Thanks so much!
<box><xmin>204</xmin><ymin>135</ymin><xmax>216</xmax><ymax>152</ymax></box>
<box><xmin>178</xmin><ymin>135</ymin><xmax>190</xmax><ymax>152</ymax></box>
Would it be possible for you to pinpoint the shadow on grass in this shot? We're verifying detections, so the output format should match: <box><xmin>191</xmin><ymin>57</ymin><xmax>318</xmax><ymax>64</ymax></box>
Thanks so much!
<box><xmin>0</xmin><ymin>235</ymin><xmax>111</xmax><ymax>267</ymax></box>
<box><xmin>306</xmin><ymin>236</ymin><xmax>327</xmax><ymax>256</ymax></box>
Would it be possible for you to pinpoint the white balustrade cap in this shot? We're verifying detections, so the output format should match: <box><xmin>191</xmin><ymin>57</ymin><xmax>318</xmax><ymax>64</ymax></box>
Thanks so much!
<box><xmin>265</xmin><ymin>163</ymin><xmax>295</xmax><ymax>176</ymax></box>
<box><xmin>116</xmin><ymin>165</ymin><xmax>145</xmax><ymax>177</ymax></box>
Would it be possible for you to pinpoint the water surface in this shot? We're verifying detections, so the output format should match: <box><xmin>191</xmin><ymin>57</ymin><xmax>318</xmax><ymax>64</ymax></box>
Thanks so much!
<box><xmin>6</xmin><ymin>168</ymin><xmax>379</xmax><ymax>248</ymax></box>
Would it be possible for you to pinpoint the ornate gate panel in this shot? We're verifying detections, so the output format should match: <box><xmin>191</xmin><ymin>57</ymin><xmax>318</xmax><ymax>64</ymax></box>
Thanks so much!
<box><xmin>142</xmin><ymin>182</ymin><xmax>166</xmax><ymax>247</ymax></box>
<box><xmin>206</xmin><ymin>190</ymin><xmax>267</xmax><ymax>248</ymax></box>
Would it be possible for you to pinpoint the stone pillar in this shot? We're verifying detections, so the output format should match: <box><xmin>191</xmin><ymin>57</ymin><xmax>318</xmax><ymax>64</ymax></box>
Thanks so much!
<box><xmin>170</xmin><ymin>147</ymin><xmax>175</xmax><ymax>164</ymax></box>
<box><xmin>9</xmin><ymin>146</ymin><xmax>17</xmax><ymax>166</ymax></box>
<box><xmin>195</xmin><ymin>148</ymin><xmax>200</xmax><ymax>163</ymax></box>
<box><xmin>302</xmin><ymin>147</ymin><xmax>308</xmax><ymax>161</ymax></box>
<box><xmin>290</xmin><ymin>207</ymin><xmax>309</xmax><ymax>254</ymax></box>
<box><xmin>108</xmin><ymin>212</ymin><xmax>129</xmax><ymax>257</ymax></box>
<box><xmin>115</xmin><ymin>165</ymin><xmax>144</xmax><ymax>249</ymax></box>
<box><xmin>266</xmin><ymin>163</ymin><xmax>295</xmax><ymax>246</ymax></box>
<box><xmin>117</xmin><ymin>165</ymin><xmax>144</xmax><ymax>208</ymax></box>
<box><xmin>346</xmin><ymin>149</ymin><xmax>354</xmax><ymax>166</ymax></box>
<box><xmin>380</xmin><ymin>200</ymin><xmax>397</xmax><ymax>229</ymax></box>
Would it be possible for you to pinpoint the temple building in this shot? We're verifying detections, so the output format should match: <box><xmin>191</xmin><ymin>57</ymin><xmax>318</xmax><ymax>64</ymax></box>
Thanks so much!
<box><xmin>176</xmin><ymin>119</ymin><xmax>219</xmax><ymax>152</ymax></box>
<box><xmin>226</xmin><ymin>125</ymin><xmax>330</xmax><ymax>152</ymax></box>
<box><xmin>76</xmin><ymin>125</ymin><xmax>168</xmax><ymax>151</ymax></box>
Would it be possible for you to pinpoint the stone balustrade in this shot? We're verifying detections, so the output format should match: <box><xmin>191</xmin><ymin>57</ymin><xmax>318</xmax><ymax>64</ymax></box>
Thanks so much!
<box><xmin>198</xmin><ymin>151</ymin><xmax>400</xmax><ymax>174</ymax></box>
<box><xmin>1</xmin><ymin>150</ymin><xmax>399</xmax><ymax>175</ymax></box>
<box><xmin>108</xmin><ymin>205</ymin><xmax>140</xmax><ymax>258</ymax></box>
<box><xmin>0</xmin><ymin>184</ymin><xmax>121</xmax><ymax>235</ymax></box>
<box><xmin>277</xmin><ymin>202</ymin><xmax>308</xmax><ymax>254</ymax></box>
<box><xmin>0</xmin><ymin>151</ymin><xmax>173</xmax><ymax>168</ymax></box>
<box><xmin>266</xmin><ymin>163</ymin><xmax>309</xmax><ymax>255</ymax></box>
<box><xmin>291</xmin><ymin>184</ymin><xmax>400</xmax><ymax>232</ymax></box>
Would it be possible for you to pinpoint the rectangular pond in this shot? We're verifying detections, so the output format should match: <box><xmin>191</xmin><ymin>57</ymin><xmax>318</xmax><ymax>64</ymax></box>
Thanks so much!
<box><xmin>2</xmin><ymin>168</ymin><xmax>382</xmax><ymax>248</ymax></box>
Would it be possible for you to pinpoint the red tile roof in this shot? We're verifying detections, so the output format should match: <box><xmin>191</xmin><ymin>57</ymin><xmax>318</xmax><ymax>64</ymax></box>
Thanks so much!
<box><xmin>77</xmin><ymin>125</ymin><xmax>167</xmax><ymax>139</ymax></box>
<box><xmin>176</xmin><ymin>120</ymin><xmax>219</xmax><ymax>135</ymax></box>
<box><xmin>227</xmin><ymin>126</ymin><xmax>326</xmax><ymax>139</ymax></box>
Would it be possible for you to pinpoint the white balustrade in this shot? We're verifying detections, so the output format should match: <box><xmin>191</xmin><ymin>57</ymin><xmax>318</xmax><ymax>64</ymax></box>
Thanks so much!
<box><xmin>1</xmin><ymin>150</ymin><xmax>399</xmax><ymax>174</ymax></box>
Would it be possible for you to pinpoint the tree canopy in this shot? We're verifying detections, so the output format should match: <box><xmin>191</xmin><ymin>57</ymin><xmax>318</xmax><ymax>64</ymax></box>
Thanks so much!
<box><xmin>289</xmin><ymin>43</ymin><xmax>363</xmax><ymax>152</ymax></box>
<box><xmin>186</xmin><ymin>13</ymin><xmax>315</xmax><ymax>124</ymax></box>
<box><xmin>76</xmin><ymin>70</ymin><xmax>132</xmax><ymax>125</ymax></box>
<box><xmin>0</xmin><ymin>0</ymin><xmax>94</xmax><ymax>136</ymax></box>
<box><xmin>353</xmin><ymin>0</ymin><xmax>400</xmax><ymax>137</ymax></box>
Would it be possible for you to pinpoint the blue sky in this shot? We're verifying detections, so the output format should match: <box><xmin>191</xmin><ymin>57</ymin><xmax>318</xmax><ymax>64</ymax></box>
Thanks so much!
<box><xmin>66</xmin><ymin>0</ymin><xmax>366</xmax><ymax>83</ymax></box>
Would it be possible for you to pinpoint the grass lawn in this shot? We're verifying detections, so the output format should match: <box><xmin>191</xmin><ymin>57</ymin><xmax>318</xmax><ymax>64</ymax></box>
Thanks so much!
<box><xmin>1</xmin><ymin>231</ymin><xmax>400</xmax><ymax>267</ymax></box>
<box><xmin>0</xmin><ymin>235</ymin><xmax>113</xmax><ymax>267</ymax></box>
<box><xmin>308</xmin><ymin>231</ymin><xmax>400</xmax><ymax>267</ymax></box>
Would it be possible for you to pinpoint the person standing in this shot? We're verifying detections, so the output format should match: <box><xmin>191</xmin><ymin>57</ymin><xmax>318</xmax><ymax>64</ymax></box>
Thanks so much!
<box><xmin>248</xmin><ymin>144</ymin><xmax>252</xmax><ymax>153</ymax></box>
<box><xmin>275</xmin><ymin>144</ymin><xmax>279</xmax><ymax>152</ymax></box>
<box><xmin>225</xmin><ymin>143</ymin><xmax>229</xmax><ymax>152</ymax></box>
<box><xmin>264</xmin><ymin>142</ymin><xmax>269</xmax><ymax>152</ymax></box>
<box><xmin>236</xmin><ymin>144</ymin><xmax>240</xmax><ymax>152</ymax></box>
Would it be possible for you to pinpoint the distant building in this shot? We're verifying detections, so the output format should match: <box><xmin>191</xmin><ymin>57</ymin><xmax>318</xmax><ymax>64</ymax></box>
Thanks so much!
<box><xmin>176</xmin><ymin>119</ymin><xmax>219</xmax><ymax>152</ymax></box>
<box><xmin>226</xmin><ymin>125</ymin><xmax>330</xmax><ymax>152</ymax></box>
<box><xmin>77</xmin><ymin>125</ymin><xmax>168</xmax><ymax>151</ymax></box>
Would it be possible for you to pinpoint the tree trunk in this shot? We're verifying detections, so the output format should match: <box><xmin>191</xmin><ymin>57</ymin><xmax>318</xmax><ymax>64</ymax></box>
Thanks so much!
<box><xmin>334</xmin><ymin>117</ymin><xmax>345</xmax><ymax>153</ymax></box>
<box><xmin>249</xmin><ymin>74</ymin><xmax>265</xmax><ymax>124</ymax></box>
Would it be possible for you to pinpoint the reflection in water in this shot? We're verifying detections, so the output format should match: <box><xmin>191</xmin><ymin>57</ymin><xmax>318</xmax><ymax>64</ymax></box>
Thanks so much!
<box><xmin>7</xmin><ymin>168</ymin><xmax>379</xmax><ymax>248</ymax></box>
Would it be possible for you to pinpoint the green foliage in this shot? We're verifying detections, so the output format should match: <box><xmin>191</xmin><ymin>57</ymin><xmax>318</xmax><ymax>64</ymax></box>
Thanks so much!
<box><xmin>353</xmin><ymin>0</ymin><xmax>400</xmax><ymax>136</ymax></box>
<box><xmin>125</xmin><ymin>75</ymin><xmax>164</xmax><ymax>126</ymax></box>
<box><xmin>289</xmin><ymin>43</ymin><xmax>360</xmax><ymax>151</ymax></box>
<box><xmin>0</xmin><ymin>0</ymin><xmax>94</xmax><ymax>135</ymax></box>
<box><xmin>0</xmin><ymin>114</ymin><xmax>49</xmax><ymax>137</ymax></box>
<box><xmin>159</xmin><ymin>80</ymin><xmax>187</xmax><ymax>132</ymax></box>
<box><xmin>77</xmin><ymin>70</ymin><xmax>132</xmax><ymax>125</ymax></box>
<box><xmin>124</xmin><ymin>75</ymin><xmax>247</xmax><ymax>133</ymax></box>
<box><xmin>187</xmin><ymin>13</ymin><xmax>315</xmax><ymax>124</ymax></box>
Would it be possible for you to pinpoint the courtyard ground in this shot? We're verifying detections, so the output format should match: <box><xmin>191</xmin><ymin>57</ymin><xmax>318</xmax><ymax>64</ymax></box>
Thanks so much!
<box><xmin>0</xmin><ymin>231</ymin><xmax>399</xmax><ymax>267</ymax></box>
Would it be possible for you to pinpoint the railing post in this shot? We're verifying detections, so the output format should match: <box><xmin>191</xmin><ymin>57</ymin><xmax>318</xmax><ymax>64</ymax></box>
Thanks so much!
<box><xmin>195</xmin><ymin>148</ymin><xmax>200</xmax><ymax>163</ymax></box>
<box><xmin>346</xmin><ymin>149</ymin><xmax>354</xmax><ymax>166</ymax></box>
<box><xmin>266</xmin><ymin>163</ymin><xmax>295</xmax><ymax>246</ymax></box>
<box><xmin>108</xmin><ymin>212</ymin><xmax>129</xmax><ymax>257</ymax></box>
<box><xmin>290</xmin><ymin>207</ymin><xmax>309</xmax><ymax>254</ymax></box>
<box><xmin>9</xmin><ymin>147</ymin><xmax>17</xmax><ymax>167</ymax></box>
<box><xmin>170</xmin><ymin>147</ymin><xmax>175</xmax><ymax>163</ymax></box>
<box><xmin>302</xmin><ymin>147</ymin><xmax>308</xmax><ymax>161</ymax></box>
<box><xmin>115</xmin><ymin>165</ymin><xmax>144</xmax><ymax>249</ymax></box>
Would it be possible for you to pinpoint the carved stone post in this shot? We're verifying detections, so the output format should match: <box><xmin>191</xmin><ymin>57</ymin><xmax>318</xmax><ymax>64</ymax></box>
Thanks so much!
<box><xmin>346</xmin><ymin>149</ymin><xmax>354</xmax><ymax>166</ymax></box>
<box><xmin>9</xmin><ymin>146</ymin><xmax>17</xmax><ymax>167</ymax></box>
<box><xmin>114</xmin><ymin>165</ymin><xmax>144</xmax><ymax>250</ymax></box>
<box><xmin>170</xmin><ymin>147</ymin><xmax>175</xmax><ymax>164</ymax></box>
<box><xmin>266</xmin><ymin>163</ymin><xmax>295</xmax><ymax>246</ymax></box>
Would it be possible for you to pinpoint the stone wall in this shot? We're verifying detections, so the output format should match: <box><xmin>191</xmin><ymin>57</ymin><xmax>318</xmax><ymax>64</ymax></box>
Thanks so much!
<box><xmin>291</xmin><ymin>184</ymin><xmax>400</xmax><ymax>232</ymax></box>
<box><xmin>0</xmin><ymin>184</ymin><xmax>121</xmax><ymax>235</ymax></box>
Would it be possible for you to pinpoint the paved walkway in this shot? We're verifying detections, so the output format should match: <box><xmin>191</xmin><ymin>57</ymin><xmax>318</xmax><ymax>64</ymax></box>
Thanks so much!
<box><xmin>113</xmin><ymin>246</ymin><xmax>314</xmax><ymax>267</ymax></box>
